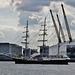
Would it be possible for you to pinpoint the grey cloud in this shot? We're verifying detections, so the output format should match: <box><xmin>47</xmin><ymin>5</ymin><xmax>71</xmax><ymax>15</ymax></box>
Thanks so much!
<box><xmin>15</xmin><ymin>0</ymin><xmax>51</xmax><ymax>26</ymax></box>
<box><xmin>14</xmin><ymin>0</ymin><xmax>67</xmax><ymax>12</ymax></box>
<box><xmin>11</xmin><ymin>0</ymin><xmax>14</xmax><ymax>3</ymax></box>
<box><xmin>18</xmin><ymin>11</ymin><xmax>38</xmax><ymax>26</ymax></box>
<box><xmin>12</xmin><ymin>0</ymin><xmax>75</xmax><ymax>26</ymax></box>
<box><xmin>65</xmin><ymin>0</ymin><xmax>75</xmax><ymax>7</ymax></box>
<box><xmin>9</xmin><ymin>0</ymin><xmax>75</xmax><ymax>12</ymax></box>
<box><xmin>15</xmin><ymin>0</ymin><xmax>50</xmax><ymax>12</ymax></box>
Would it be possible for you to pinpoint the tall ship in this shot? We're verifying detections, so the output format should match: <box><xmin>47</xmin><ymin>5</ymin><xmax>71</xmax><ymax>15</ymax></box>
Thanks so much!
<box><xmin>14</xmin><ymin>4</ymin><xmax>72</xmax><ymax>64</ymax></box>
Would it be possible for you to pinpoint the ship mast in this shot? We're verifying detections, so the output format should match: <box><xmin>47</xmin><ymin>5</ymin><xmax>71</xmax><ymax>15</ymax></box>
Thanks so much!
<box><xmin>38</xmin><ymin>17</ymin><xmax>47</xmax><ymax>57</ymax></box>
<box><xmin>43</xmin><ymin>17</ymin><xmax>47</xmax><ymax>47</ymax></box>
<box><xmin>25</xmin><ymin>20</ymin><xmax>29</xmax><ymax>49</ymax></box>
<box><xmin>21</xmin><ymin>20</ymin><xmax>29</xmax><ymax>58</ymax></box>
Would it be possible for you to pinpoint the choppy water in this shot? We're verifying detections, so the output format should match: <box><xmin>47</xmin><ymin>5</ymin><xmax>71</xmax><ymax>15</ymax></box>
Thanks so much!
<box><xmin>0</xmin><ymin>62</ymin><xmax>75</xmax><ymax>75</ymax></box>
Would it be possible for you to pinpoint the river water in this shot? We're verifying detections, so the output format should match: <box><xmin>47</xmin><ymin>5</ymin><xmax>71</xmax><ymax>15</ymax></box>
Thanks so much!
<box><xmin>0</xmin><ymin>62</ymin><xmax>75</xmax><ymax>75</ymax></box>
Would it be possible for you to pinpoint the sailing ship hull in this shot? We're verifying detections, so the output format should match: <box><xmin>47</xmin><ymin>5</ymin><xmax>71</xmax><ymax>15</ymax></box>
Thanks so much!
<box><xmin>0</xmin><ymin>59</ymin><xmax>14</xmax><ymax>61</ymax></box>
<box><xmin>15</xmin><ymin>59</ymin><xmax>68</xmax><ymax>65</ymax></box>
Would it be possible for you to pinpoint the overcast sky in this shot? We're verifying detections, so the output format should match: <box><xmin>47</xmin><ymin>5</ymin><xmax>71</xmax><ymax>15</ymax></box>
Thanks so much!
<box><xmin>0</xmin><ymin>0</ymin><xmax>75</xmax><ymax>49</ymax></box>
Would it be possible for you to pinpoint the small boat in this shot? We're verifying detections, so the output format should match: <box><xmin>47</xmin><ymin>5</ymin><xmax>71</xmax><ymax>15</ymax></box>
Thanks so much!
<box><xmin>67</xmin><ymin>57</ymin><xmax>75</xmax><ymax>62</ymax></box>
<box><xmin>0</xmin><ymin>53</ymin><xmax>14</xmax><ymax>61</ymax></box>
